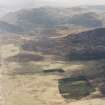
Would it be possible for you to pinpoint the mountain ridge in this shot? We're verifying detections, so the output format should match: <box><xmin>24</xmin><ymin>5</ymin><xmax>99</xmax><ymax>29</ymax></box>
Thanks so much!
<box><xmin>0</xmin><ymin>6</ymin><xmax>105</xmax><ymax>33</ymax></box>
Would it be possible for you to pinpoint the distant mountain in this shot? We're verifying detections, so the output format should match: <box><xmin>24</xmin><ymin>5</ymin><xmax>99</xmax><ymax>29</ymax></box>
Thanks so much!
<box><xmin>67</xmin><ymin>12</ymin><xmax>103</xmax><ymax>28</ymax></box>
<box><xmin>0</xmin><ymin>8</ymin><xmax>59</xmax><ymax>31</ymax></box>
<box><xmin>0</xmin><ymin>21</ymin><xmax>24</xmax><ymax>33</ymax></box>
<box><xmin>1</xmin><ymin>7</ymin><xmax>105</xmax><ymax>33</ymax></box>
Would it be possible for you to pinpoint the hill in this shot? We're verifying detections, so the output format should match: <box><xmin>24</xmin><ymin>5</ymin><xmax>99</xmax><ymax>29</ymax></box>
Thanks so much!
<box><xmin>1</xmin><ymin>7</ymin><xmax>105</xmax><ymax>33</ymax></box>
<box><xmin>0</xmin><ymin>21</ymin><xmax>24</xmax><ymax>33</ymax></box>
<box><xmin>21</xmin><ymin>28</ymin><xmax>105</xmax><ymax>61</ymax></box>
<box><xmin>62</xmin><ymin>28</ymin><xmax>105</xmax><ymax>60</ymax></box>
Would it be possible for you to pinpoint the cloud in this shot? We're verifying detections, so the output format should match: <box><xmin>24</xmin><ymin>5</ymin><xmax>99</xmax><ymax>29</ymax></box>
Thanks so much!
<box><xmin>33</xmin><ymin>0</ymin><xmax>105</xmax><ymax>7</ymax></box>
<box><xmin>0</xmin><ymin>0</ymin><xmax>105</xmax><ymax>11</ymax></box>
<box><xmin>0</xmin><ymin>0</ymin><xmax>104</xmax><ymax>17</ymax></box>
<box><xmin>0</xmin><ymin>0</ymin><xmax>34</xmax><ymax>10</ymax></box>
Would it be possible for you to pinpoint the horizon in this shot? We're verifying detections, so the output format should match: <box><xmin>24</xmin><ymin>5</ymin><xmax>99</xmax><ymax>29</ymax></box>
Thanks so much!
<box><xmin>0</xmin><ymin>0</ymin><xmax>105</xmax><ymax>17</ymax></box>
<box><xmin>0</xmin><ymin>0</ymin><xmax>105</xmax><ymax>10</ymax></box>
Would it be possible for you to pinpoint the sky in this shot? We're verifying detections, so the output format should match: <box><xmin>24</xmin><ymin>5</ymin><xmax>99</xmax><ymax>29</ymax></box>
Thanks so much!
<box><xmin>0</xmin><ymin>0</ymin><xmax>105</xmax><ymax>11</ymax></box>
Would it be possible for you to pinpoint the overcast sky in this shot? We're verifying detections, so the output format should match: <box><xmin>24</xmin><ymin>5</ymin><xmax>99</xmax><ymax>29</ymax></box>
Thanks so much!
<box><xmin>0</xmin><ymin>0</ymin><xmax>105</xmax><ymax>11</ymax></box>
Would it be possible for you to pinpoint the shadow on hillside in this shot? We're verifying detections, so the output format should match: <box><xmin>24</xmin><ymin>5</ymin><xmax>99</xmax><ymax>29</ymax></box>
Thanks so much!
<box><xmin>66</xmin><ymin>51</ymin><xmax>105</xmax><ymax>61</ymax></box>
<box><xmin>6</xmin><ymin>52</ymin><xmax>44</xmax><ymax>63</ymax></box>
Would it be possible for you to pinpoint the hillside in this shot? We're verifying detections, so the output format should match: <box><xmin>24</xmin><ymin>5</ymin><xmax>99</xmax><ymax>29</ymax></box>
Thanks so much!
<box><xmin>0</xmin><ymin>7</ymin><xmax>105</xmax><ymax>33</ymax></box>
<box><xmin>1</xmin><ymin>28</ymin><xmax>105</xmax><ymax>105</ymax></box>
<box><xmin>21</xmin><ymin>28</ymin><xmax>105</xmax><ymax>61</ymax></box>
<box><xmin>1</xmin><ymin>5</ymin><xmax>105</xmax><ymax>105</ymax></box>
<box><xmin>0</xmin><ymin>21</ymin><xmax>24</xmax><ymax>33</ymax></box>
<box><xmin>62</xmin><ymin>28</ymin><xmax>105</xmax><ymax>60</ymax></box>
